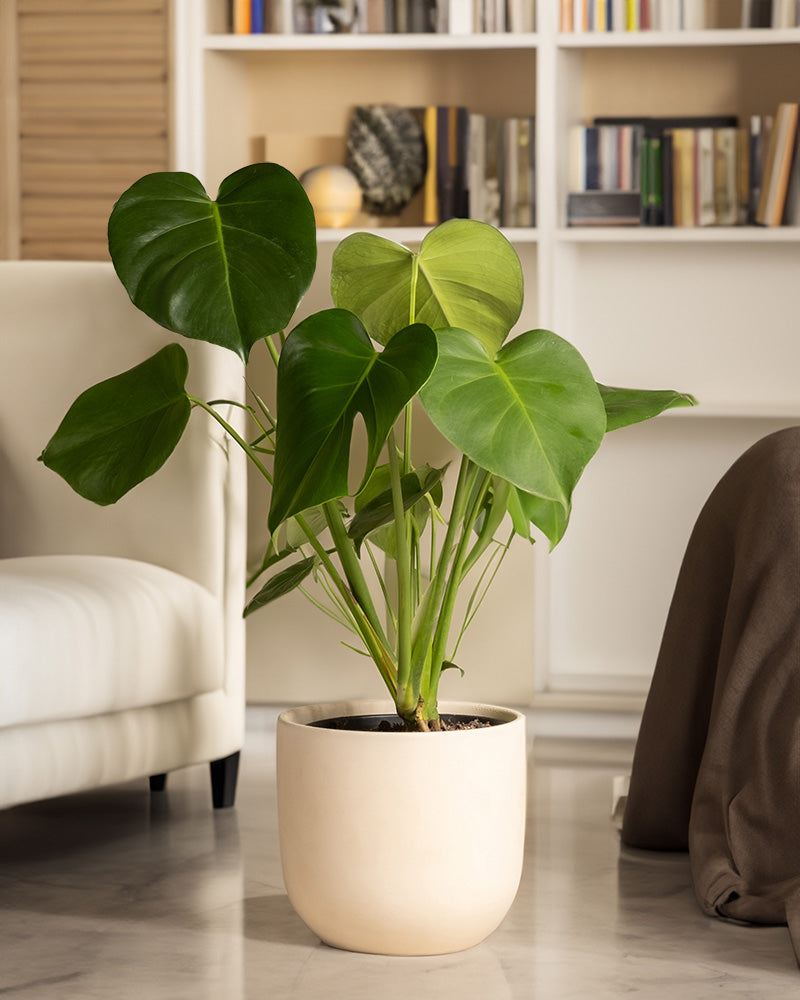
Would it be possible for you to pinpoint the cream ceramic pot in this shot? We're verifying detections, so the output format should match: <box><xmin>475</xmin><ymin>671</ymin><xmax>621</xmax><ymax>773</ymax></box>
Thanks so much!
<box><xmin>276</xmin><ymin>699</ymin><xmax>527</xmax><ymax>956</ymax></box>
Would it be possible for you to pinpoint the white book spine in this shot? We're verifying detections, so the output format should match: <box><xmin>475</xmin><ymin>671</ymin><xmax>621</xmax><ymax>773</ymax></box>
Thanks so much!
<box><xmin>682</xmin><ymin>0</ymin><xmax>705</xmax><ymax>30</ymax></box>
<box><xmin>449</xmin><ymin>0</ymin><xmax>474</xmax><ymax>32</ymax></box>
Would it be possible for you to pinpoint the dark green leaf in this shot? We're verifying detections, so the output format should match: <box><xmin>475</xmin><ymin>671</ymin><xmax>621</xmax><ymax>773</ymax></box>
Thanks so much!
<box><xmin>598</xmin><ymin>384</ymin><xmax>698</xmax><ymax>431</ymax></box>
<box><xmin>243</xmin><ymin>556</ymin><xmax>316</xmax><ymax>617</ymax></box>
<box><xmin>268</xmin><ymin>311</ymin><xmax>437</xmax><ymax>532</ymax></box>
<box><xmin>108</xmin><ymin>164</ymin><xmax>317</xmax><ymax>362</ymax></box>
<box><xmin>331</xmin><ymin>219</ymin><xmax>523</xmax><ymax>352</ymax></box>
<box><xmin>39</xmin><ymin>344</ymin><xmax>190</xmax><ymax>505</ymax></box>
<box><xmin>441</xmin><ymin>660</ymin><xmax>465</xmax><ymax>677</ymax></box>
<box><xmin>420</xmin><ymin>327</ymin><xmax>607</xmax><ymax>547</ymax></box>
<box><xmin>348</xmin><ymin>465</ymin><xmax>446</xmax><ymax>553</ymax></box>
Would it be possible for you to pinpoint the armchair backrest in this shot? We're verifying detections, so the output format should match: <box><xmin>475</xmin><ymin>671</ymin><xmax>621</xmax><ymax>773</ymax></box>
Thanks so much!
<box><xmin>0</xmin><ymin>260</ymin><xmax>247</xmax><ymax>607</ymax></box>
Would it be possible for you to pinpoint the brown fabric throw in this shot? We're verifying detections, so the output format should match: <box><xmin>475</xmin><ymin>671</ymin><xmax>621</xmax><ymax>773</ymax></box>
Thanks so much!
<box><xmin>621</xmin><ymin>426</ymin><xmax>800</xmax><ymax>962</ymax></box>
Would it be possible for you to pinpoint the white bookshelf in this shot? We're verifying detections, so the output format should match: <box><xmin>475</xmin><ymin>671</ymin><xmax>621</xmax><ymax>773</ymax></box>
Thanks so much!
<box><xmin>172</xmin><ymin>1</ymin><xmax>800</xmax><ymax>729</ymax></box>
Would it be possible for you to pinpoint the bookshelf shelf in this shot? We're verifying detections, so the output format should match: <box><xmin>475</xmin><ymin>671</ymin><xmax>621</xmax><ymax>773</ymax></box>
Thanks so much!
<box><xmin>558</xmin><ymin>226</ymin><xmax>800</xmax><ymax>243</ymax></box>
<box><xmin>171</xmin><ymin>0</ymin><xmax>800</xmax><ymax>722</ymax></box>
<box><xmin>205</xmin><ymin>32</ymin><xmax>538</xmax><ymax>51</ymax></box>
<box><xmin>557</xmin><ymin>27</ymin><xmax>800</xmax><ymax>47</ymax></box>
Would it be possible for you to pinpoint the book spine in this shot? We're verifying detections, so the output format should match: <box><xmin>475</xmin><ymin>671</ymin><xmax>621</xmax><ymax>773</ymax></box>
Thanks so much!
<box><xmin>250</xmin><ymin>0</ymin><xmax>265</xmax><ymax>32</ymax></box>
<box><xmin>423</xmin><ymin>105</ymin><xmax>439</xmax><ymax>225</ymax></box>
<box><xmin>696</xmin><ymin>127</ymin><xmax>716</xmax><ymax>226</ymax></box>
<box><xmin>585</xmin><ymin>127</ymin><xmax>600</xmax><ymax>189</ymax></box>
<box><xmin>783</xmin><ymin>126</ymin><xmax>800</xmax><ymax>225</ymax></box>
<box><xmin>232</xmin><ymin>0</ymin><xmax>251</xmax><ymax>33</ymax></box>
<box><xmin>757</xmin><ymin>102</ymin><xmax>800</xmax><ymax>225</ymax></box>
<box><xmin>661</xmin><ymin>130</ymin><xmax>674</xmax><ymax>225</ymax></box>
<box><xmin>671</xmin><ymin>128</ymin><xmax>695</xmax><ymax>227</ymax></box>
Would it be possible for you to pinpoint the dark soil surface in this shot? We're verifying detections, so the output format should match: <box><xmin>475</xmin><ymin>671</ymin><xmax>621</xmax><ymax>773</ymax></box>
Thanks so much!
<box><xmin>310</xmin><ymin>713</ymin><xmax>498</xmax><ymax>732</ymax></box>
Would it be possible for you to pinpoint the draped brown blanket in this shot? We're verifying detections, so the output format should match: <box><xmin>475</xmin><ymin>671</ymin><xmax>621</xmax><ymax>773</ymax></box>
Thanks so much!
<box><xmin>621</xmin><ymin>427</ymin><xmax>800</xmax><ymax>963</ymax></box>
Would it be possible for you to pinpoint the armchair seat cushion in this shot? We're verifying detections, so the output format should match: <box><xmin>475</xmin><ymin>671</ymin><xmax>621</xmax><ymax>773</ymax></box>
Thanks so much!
<box><xmin>0</xmin><ymin>555</ymin><xmax>224</xmax><ymax>730</ymax></box>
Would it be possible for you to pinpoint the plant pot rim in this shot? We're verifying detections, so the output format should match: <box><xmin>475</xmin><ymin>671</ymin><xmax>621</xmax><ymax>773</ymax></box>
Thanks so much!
<box><xmin>278</xmin><ymin>699</ymin><xmax>524</xmax><ymax>735</ymax></box>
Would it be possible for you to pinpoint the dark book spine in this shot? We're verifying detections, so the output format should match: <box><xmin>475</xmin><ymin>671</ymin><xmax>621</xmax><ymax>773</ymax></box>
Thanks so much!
<box><xmin>661</xmin><ymin>130</ymin><xmax>674</xmax><ymax>226</ymax></box>
<box><xmin>585</xmin><ymin>127</ymin><xmax>600</xmax><ymax>190</ymax></box>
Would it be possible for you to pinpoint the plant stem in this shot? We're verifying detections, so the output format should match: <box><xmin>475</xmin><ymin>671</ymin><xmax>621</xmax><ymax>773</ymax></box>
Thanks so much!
<box><xmin>264</xmin><ymin>335</ymin><xmax>281</xmax><ymax>368</ymax></box>
<box><xmin>296</xmin><ymin>510</ymin><xmax>398</xmax><ymax>698</ymax></box>
<box><xmin>322</xmin><ymin>501</ymin><xmax>388</xmax><ymax>648</ymax></box>
<box><xmin>388</xmin><ymin>428</ymin><xmax>415</xmax><ymax>717</ymax></box>
<box><xmin>427</xmin><ymin>465</ymin><xmax>491</xmax><ymax>696</ymax></box>
<box><xmin>188</xmin><ymin>396</ymin><xmax>273</xmax><ymax>484</ymax></box>
<box><xmin>409</xmin><ymin>456</ymin><xmax>478</xmax><ymax>710</ymax></box>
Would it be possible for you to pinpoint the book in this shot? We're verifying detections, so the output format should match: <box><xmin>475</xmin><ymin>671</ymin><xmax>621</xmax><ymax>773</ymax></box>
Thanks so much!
<box><xmin>567</xmin><ymin>190</ymin><xmax>641</xmax><ymax>225</ymax></box>
<box><xmin>250</xmin><ymin>0</ymin><xmax>265</xmax><ymax>32</ymax></box>
<box><xmin>640</xmin><ymin>135</ymin><xmax>664</xmax><ymax>224</ymax></box>
<box><xmin>661</xmin><ymin>130</ymin><xmax>674</xmax><ymax>224</ymax></box>
<box><xmin>423</xmin><ymin>105</ymin><xmax>439</xmax><ymax>224</ymax></box>
<box><xmin>696</xmin><ymin>127</ymin><xmax>716</xmax><ymax>226</ymax></box>
<box><xmin>756</xmin><ymin>102</ymin><xmax>800</xmax><ymax>225</ymax></box>
<box><xmin>232</xmin><ymin>0</ymin><xmax>251</xmax><ymax>33</ymax></box>
<box><xmin>783</xmin><ymin>126</ymin><xmax>800</xmax><ymax>225</ymax></box>
<box><xmin>671</xmin><ymin>128</ymin><xmax>696</xmax><ymax>226</ymax></box>
<box><xmin>713</xmin><ymin>128</ymin><xmax>739</xmax><ymax>226</ymax></box>
<box><xmin>771</xmin><ymin>0</ymin><xmax>796</xmax><ymax>26</ymax></box>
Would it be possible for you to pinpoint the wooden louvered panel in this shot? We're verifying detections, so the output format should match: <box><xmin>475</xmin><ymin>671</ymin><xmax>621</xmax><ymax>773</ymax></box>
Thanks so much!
<box><xmin>17</xmin><ymin>0</ymin><xmax>170</xmax><ymax>261</ymax></box>
<box><xmin>20</xmin><ymin>0</ymin><xmax>165</xmax><ymax>12</ymax></box>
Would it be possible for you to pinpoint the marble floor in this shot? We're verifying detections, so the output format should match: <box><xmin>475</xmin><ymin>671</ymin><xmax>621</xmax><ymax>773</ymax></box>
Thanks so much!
<box><xmin>1</xmin><ymin>712</ymin><xmax>797</xmax><ymax>999</ymax></box>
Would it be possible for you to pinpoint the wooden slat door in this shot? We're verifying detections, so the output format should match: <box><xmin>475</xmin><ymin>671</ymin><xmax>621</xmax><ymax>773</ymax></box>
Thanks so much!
<box><xmin>16</xmin><ymin>0</ymin><xmax>170</xmax><ymax>260</ymax></box>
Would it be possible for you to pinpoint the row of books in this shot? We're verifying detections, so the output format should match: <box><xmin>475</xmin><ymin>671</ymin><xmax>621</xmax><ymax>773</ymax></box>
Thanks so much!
<box><xmin>741</xmin><ymin>0</ymin><xmax>799</xmax><ymax>26</ymax></box>
<box><xmin>230</xmin><ymin>0</ymin><xmax>534</xmax><ymax>34</ymax></box>
<box><xmin>418</xmin><ymin>108</ymin><xmax>536</xmax><ymax>227</ymax></box>
<box><xmin>561</xmin><ymin>0</ymin><xmax>799</xmax><ymax>31</ymax></box>
<box><xmin>567</xmin><ymin>107</ymin><xmax>800</xmax><ymax>227</ymax></box>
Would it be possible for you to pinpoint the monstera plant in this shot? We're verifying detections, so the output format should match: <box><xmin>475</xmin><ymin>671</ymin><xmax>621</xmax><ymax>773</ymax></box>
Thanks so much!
<box><xmin>40</xmin><ymin>163</ymin><xmax>695</xmax><ymax>732</ymax></box>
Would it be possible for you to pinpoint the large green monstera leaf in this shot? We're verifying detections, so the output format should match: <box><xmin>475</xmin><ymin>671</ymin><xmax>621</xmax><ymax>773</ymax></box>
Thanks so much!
<box><xmin>39</xmin><ymin>344</ymin><xmax>191</xmax><ymax>505</ymax></box>
<box><xmin>268</xmin><ymin>310</ymin><xmax>438</xmax><ymax>531</ymax></box>
<box><xmin>420</xmin><ymin>327</ymin><xmax>607</xmax><ymax>547</ymax></box>
<box><xmin>330</xmin><ymin>219</ymin><xmax>524</xmax><ymax>352</ymax></box>
<box><xmin>108</xmin><ymin>164</ymin><xmax>317</xmax><ymax>362</ymax></box>
<box><xmin>599</xmin><ymin>383</ymin><xmax>697</xmax><ymax>430</ymax></box>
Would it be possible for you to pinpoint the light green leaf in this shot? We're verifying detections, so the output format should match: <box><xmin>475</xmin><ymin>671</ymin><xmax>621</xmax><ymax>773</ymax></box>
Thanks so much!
<box><xmin>331</xmin><ymin>219</ymin><xmax>523</xmax><ymax>352</ymax></box>
<box><xmin>108</xmin><ymin>164</ymin><xmax>317</xmax><ymax>362</ymax></box>
<box><xmin>419</xmin><ymin>327</ymin><xmax>607</xmax><ymax>547</ymax></box>
<box><xmin>511</xmin><ymin>488</ymin><xmax>569</xmax><ymax>551</ymax></box>
<box><xmin>268</xmin><ymin>311</ymin><xmax>437</xmax><ymax>532</ymax></box>
<box><xmin>598</xmin><ymin>384</ymin><xmax>698</xmax><ymax>431</ymax></box>
<box><xmin>39</xmin><ymin>344</ymin><xmax>190</xmax><ymax>506</ymax></box>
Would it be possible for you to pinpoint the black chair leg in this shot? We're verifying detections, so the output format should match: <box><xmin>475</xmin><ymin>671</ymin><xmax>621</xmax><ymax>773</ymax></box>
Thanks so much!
<box><xmin>210</xmin><ymin>750</ymin><xmax>240</xmax><ymax>809</ymax></box>
<box><xmin>149</xmin><ymin>773</ymin><xmax>167</xmax><ymax>792</ymax></box>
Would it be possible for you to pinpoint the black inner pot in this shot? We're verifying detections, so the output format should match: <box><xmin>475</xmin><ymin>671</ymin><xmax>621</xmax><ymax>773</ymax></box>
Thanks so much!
<box><xmin>309</xmin><ymin>713</ymin><xmax>502</xmax><ymax>732</ymax></box>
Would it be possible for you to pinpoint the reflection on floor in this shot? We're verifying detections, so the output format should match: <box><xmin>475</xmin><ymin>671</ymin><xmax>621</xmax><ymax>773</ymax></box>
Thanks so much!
<box><xmin>1</xmin><ymin>711</ymin><xmax>797</xmax><ymax>999</ymax></box>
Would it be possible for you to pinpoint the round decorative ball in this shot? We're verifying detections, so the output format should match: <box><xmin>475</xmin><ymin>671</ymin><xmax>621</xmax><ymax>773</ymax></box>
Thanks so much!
<box><xmin>345</xmin><ymin>105</ymin><xmax>427</xmax><ymax>217</ymax></box>
<box><xmin>299</xmin><ymin>164</ymin><xmax>362</xmax><ymax>228</ymax></box>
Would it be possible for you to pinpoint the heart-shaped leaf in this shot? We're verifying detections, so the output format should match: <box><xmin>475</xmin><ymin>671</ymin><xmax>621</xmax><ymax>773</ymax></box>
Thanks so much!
<box><xmin>243</xmin><ymin>556</ymin><xmax>316</xmax><ymax>618</ymax></box>
<box><xmin>511</xmin><ymin>487</ymin><xmax>569</xmax><ymax>551</ymax></box>
<box><xmin>268</xmin><ymin>311</ymin><xmax>437</xmax><ymax>532</ymax></box>
<box><xmin>598</xmin><ymin>384</ymin><xmax>698</xmax><ymax>431</ymax></box>
<box><xmin>331</xmin><ymin>219</ymin><xmax>523</xmax><ymax>352</ymax></box>
<box><xmin>39</xmin><ymin>344</ymin><xmax>190</xmax><ymax>505</ymax></box>
<box><xmin>108</xmin><ymin>164</ymin><xmax>317</xmax><ymax>362</ymax></box>
<box><xmin>419</xmin><ymin>328</ymin><xmax>607</xmax><ymax>546</ymax></box>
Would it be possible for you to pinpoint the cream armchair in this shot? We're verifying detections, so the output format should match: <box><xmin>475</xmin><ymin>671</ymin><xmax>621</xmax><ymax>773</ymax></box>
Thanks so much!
<box><xmin>0</xmin><ymin>261</ymin><xmax>247</xmax><ymax>809</ymax></box>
